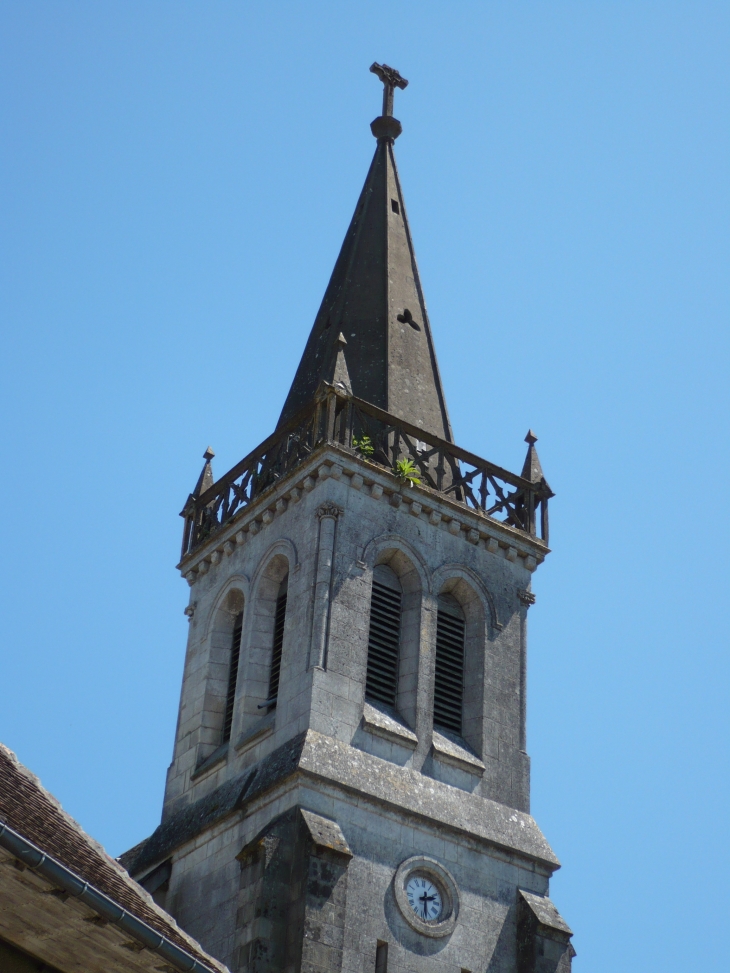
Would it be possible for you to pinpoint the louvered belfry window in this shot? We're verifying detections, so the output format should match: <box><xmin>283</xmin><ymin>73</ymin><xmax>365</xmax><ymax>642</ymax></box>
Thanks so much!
<box><xmin>434</xmin><ymin>594</ymin><xmax>466</xmax><ymax>735</ymax></box>
<box><xmin>222</xmin><ymin>610</ymin><xmax>243</xmax><ymax>743</ymax></box>
<box><xmin>267</xmin><ymin>575</ymin><xmax>288</xmax><ymax>707</ymax></box>
<box><xmin>365</xmin><ymin>565</ymin><xmax>403</xmax><ymax>708</ymax></box>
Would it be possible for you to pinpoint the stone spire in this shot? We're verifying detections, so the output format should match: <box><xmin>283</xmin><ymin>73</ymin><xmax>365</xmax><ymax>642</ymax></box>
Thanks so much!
<box><xmin>521</xmin><ymin>430</ymin><xmax>553</xmax><ymax>497</ymax></box>
<box><xmin>326</xmin><ymin>332</ymin><xmax>352</xmax><ymax>395</ymax></box>
<box><xmin>277</xmin><ymin>64</ymin><xmax>453</xmax><ymax>442</ymax></box>
<box><xmin>521</xmin><ymin>431</ymin><xmax>543</xmax><ymax>483</ymax></box>
<box><xmin>178</xmin><ymin>447</ymin><xmax>215</xmax><ymax>542</ymax></box>
<box><xmin>192</xmin><ymin>446</ymin><xmax>215</xmax><ymax>497</ymax></box>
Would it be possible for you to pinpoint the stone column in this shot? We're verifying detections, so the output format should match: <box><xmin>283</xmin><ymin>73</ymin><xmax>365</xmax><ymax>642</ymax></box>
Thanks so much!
<box><xmin>309</xmin><ymin>502</ymin><xmax>343</xmax><ymax>670</ymax></box>
<box><xmin>517</xmin><ymin>589</ymin><xmax>536</xmax><ymax>753</ymax></box>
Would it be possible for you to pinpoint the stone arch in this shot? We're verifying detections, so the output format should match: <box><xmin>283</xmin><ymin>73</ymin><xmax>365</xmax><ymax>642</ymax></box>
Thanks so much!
<box><xmin>204</xmin><ymin>574</ymin><xmax>250</xmax><ymax>641</ymax></box>
<box><xmin>250</xmin><ymin>537</ymin><xmax>298</xmax><ymax>589</ymax></box>
<box><xmin>242</xmin><ymin>548</ymin><xmax>292</xmax><ymax>725</ymax></box>
<box><xmin>199</xmin><ymin>579</ymin><xmax>248</xmax><ymax>762</ymax></box>
<box><xmin>431</xmin><ymin>563</ymin><xmax>500</xmax><ymax>633</ymax></box>
<box><xmin>361</xmin><ymin>532</ymin><xmax>431</xmax><ymax>596</ymax></box>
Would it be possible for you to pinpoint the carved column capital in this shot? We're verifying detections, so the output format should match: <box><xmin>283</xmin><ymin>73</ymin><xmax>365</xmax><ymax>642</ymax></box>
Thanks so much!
<box><xmin>317</xmin><ymin>502</ymin><xmax>343</xmax><ymax>521</ymax></box>
<box><xmin>517</xmin><ymin>589</ymin><xmax>536</xmax><ymax>607</ymax></box>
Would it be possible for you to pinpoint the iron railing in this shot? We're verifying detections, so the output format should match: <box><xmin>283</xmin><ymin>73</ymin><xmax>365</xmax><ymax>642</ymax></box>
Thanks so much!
<box><xmin>180</xmin><ymin>387</ymin><xmax>552</xmax><ymax>559</ymax></box>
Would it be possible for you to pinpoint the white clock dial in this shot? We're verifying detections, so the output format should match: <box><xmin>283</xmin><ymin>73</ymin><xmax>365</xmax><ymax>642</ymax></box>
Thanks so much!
<box><xmin>405</xmin><ymin>875</ymin><xmax>443</xmax><ymax>922</ymax></box>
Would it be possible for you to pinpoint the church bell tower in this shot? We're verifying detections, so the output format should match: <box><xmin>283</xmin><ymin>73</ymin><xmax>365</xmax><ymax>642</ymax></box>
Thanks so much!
<box><xmin>121</xmin><ymin>63</ymin><xmax>575</xmax><ymax>973</ymax></box>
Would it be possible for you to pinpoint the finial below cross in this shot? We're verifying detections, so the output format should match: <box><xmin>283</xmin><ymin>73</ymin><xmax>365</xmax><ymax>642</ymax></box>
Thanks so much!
<box><xmin>370</xmin><ymin>62</ymin><xmax>409</xmax><ymax>117</ymax></box>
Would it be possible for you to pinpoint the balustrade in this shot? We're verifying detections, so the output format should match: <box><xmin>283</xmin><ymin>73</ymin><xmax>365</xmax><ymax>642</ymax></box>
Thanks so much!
<box><xmin>180</xmin><ymin>387</ymin><xmax>552</xmax><ymax>558</ymax></box>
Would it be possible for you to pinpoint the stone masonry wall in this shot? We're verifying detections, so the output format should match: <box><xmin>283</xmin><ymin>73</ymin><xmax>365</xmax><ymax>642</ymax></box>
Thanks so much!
<box><xmin>148</xmin><ymin>445</ymin><xmax>571</xmax><ymax>973</ymax></box>
<box><xmin>160</xmin><ymin>779</ymin><xmax>559</xmax><ymax>973</ymax></box>
<box><xmin>164</xmin><ymin>446</ymin><xmax>540</xmax><ymax>821</ymax></box>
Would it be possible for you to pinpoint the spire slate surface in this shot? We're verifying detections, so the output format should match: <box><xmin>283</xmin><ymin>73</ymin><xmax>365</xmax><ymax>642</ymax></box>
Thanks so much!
<box><xmin>277</xmin><ymin>106</ymin><xmax>453</xmax><ymax>442</ymax></box>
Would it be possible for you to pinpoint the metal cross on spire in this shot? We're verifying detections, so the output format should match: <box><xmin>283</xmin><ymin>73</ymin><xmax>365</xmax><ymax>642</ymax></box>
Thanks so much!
<box><xmin>370</xmin><ymin>62</ymin><xmax>409</xmax><ymax>117</ymax></box>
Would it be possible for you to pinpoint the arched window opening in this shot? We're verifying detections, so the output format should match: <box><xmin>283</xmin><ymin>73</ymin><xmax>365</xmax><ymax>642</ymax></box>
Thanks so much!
<box><xmin>365</xmin><ymin>564</ymin><xmax>403</xmax><ymax>708</ymax></box>
<box><xmin>198</xmin><ymin>587</ymin><xmax>244</xmax><ymax>767</ymax></box>
<box><xmin>267</xmin><ymin>574</ymin><xmax>288</xmax><ymax>708</ymax></box>
<box><xmin>434</xmin><ymin>593</ymin><xmax>466</xmax><ymax>735</ymax></box>
<box><xmin>221</xmin><ymin>610</ymin><xmax>243</xmax><ymax>743</ymax></box>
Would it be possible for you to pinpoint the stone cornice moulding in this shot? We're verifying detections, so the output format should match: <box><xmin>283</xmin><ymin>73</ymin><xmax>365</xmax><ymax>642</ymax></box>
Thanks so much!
<box><xmin>295</xmin><ymin>730</ymin><xmax>559</xmax><ymax>871</ymax></box>
<box><xmin>156</xmin><ymin>732</ymin><xmax>558</xmax><ymax>877</ymax></box>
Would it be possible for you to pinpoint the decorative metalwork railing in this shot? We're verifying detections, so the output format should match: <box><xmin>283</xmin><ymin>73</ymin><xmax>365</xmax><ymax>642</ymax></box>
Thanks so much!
<box><xmin>180</xmin><ymin>387</ymin><xmax>552</xmax><ymax>559</ymax></box>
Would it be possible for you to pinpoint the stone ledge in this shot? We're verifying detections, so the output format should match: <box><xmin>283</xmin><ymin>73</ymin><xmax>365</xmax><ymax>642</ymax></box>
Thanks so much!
<box><xmin>298</xmin><ymin>730</ymin><xmax>559</xmax><ymax>868</ymax></box>
<box><xmin>125</xmin><ymin>733</ymin><xmax>307</xmax><ymax>877</ymax></box>
<box><xmin>518</xmin><ymin>889</ymin><xmax>573</xmax><ymax>936</ymax></box>
<box><xmin>362</xmin><ymin>701</ymin><xmax>418</xmax><ymax>748</ymax></box>
<box><xmin>190</xmin><ymin>743</ymin><xmax>228</xmax><ymax>781</ymax></box>
<box><xmin>300</xmin><ymin>808</ymin><xmax>352</xmax><ymax>859</ymax></box>
<box><xmin>234</xmin><ymin>711</ymin><xmax>275</xmax><ymax>752</ymax></box>
<box><xmin>432</xmin><ymin>730</ymin><xmax>485</xmax><ymax>774</ymax></box>
<box><xmin>125</xmin><ymin>729</ymin><xmax>558</xmax><ymax>874</ymax></box>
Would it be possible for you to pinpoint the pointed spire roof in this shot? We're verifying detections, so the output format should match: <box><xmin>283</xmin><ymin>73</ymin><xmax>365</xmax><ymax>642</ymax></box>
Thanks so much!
<box><xmin>521</xmin><ymin>431</ymin><xmax>543</xmax><ymax>483</ymax></box>
<box><xmin>326</xmin><ymin>332</ymin><xmax>352</xmax><ymax>395</ymax></box>
<box><xmin>277</xmin><ymin>65</ymin><xmax>453</xmax><ymax>442</ymax></box>
<box><xmin>521</xmin><ymin>431</ymin><xmax>553</xmax><ymax>497</ymax></box>
<box><xmin>179</xmin><ymin>447</ymin><xmax>215</xmax><ymax>525</ymax></box>
<box><xmin>193</xmin><ymin>447</ymin><xmax>215</xmax><ymax>497</ymax></box>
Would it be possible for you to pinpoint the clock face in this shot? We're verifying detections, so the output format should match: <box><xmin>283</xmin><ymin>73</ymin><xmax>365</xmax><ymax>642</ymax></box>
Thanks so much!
<box><xmin>405</xmin><ymin>875</ymin><xmax>443</xmax><ymax>922</ymax></box>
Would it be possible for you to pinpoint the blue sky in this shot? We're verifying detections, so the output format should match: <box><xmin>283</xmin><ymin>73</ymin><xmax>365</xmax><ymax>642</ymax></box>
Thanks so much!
<box><xmin>1</xmin><ymin>3</ymin><xmax>729</xmax><ymax>971</ymax></box>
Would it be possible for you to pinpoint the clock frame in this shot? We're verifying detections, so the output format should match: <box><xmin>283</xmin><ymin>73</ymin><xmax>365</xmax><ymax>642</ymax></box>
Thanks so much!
<box><xmin>393</xmin><ymin>856</ymin><xmax>460</xmax><ymax>938</ymax></box>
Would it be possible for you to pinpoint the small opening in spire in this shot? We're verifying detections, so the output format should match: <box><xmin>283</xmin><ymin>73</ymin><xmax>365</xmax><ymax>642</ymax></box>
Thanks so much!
<box><xmin>391</xmin><ymin>199</ymin><xmax>400</xmax><ymax>215</ymax></box>
<box><xmin>397</xmin><ymin>308</ymin><xmax>420</xmax><ymax>331</ymax></box>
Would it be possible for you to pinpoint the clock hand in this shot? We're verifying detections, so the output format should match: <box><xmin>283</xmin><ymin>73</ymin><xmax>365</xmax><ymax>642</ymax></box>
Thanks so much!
<box><xmin>417</xmin><ymin>892</ymin><xmax>437</xmax><ymax>918</ymax></box>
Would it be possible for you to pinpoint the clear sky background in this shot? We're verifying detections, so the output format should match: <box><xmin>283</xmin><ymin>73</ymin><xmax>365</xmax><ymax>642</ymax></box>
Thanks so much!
<box><xmin>1</xmin><ymin>3</ymin><xmax>728</xmax><ymax>971</ymax></box>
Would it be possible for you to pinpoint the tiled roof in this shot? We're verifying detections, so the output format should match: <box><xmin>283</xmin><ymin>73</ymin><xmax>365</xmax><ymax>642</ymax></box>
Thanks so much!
<box><xmin>0</xmin><ymin>743</ymin><xmax>227</xmax><ymax>972</ymax></box>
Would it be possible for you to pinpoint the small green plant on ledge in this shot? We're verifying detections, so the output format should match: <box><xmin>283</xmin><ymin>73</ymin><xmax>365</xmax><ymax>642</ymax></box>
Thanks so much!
<box><xmin>393</xmin><ymin>458</ymin><xmax>421</xmax><ymax>486</ymax></box>
<box><xmin>352</xmin><ymin>435</ymin><xmax>375</xmax><ymax>457</ymax></box>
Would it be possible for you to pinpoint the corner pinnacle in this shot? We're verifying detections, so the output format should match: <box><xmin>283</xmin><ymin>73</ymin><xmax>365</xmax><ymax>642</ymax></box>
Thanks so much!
<box><xmin>193</xmin><ymin>447</ymin><xmax>215</xmax><ymax>497</ymax></box>
<box><xmin>521</xmin><ymin>431</ymin><xmax>544</xmax><ymax>484</ymax></box>
<box><xmin>328</xmin><ymin>333</ymin><xmax>352</xmax><ymax>394</ymax></box>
